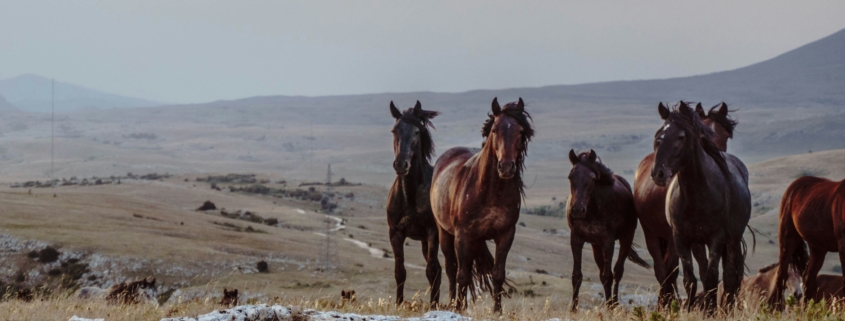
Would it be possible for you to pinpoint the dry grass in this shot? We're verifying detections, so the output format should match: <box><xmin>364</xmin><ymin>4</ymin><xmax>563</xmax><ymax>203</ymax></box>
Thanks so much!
<box><xmin>3</xmin><ymin>289</ymin><xmax>845</xmax><ymax>321</ymax></box>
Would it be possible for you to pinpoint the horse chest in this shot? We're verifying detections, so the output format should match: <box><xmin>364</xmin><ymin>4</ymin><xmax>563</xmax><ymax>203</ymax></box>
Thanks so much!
<box><xmin>569</xmin><ymin>218</ymin><xmax>614</xmax><ymax>241</ymax></box>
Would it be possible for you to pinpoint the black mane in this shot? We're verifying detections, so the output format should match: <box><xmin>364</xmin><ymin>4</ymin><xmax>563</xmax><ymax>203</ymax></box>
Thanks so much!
<box><xmin>575</xmin><ymin>152</ymin><xmax>616</xmax><ymax>186</ymax></box>
<box><xmin>708</xmin><ymin>103</ymin><xmax>738</xmax><ymax>138</ymax></box>
<box><xmin>396</xmin><ymin>108</ymin><xmax>439</xmax><ymax>162</ymax></box>
<box><xmin>667</xmin><ymin>102</ymin><xmax>730</xmax><ymax>177</ymax></box>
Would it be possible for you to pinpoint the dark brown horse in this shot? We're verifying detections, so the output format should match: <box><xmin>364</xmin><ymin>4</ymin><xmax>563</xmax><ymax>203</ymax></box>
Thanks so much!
<box><xmin>566</xmin><ymin>149</ymin><xmax>650</xmax><ymax>312</ymax></box>
<box><xmin>634</xmin><ymin>102</ymin><xmax>737</xmax><ymax>306</ymax></box>
<box><xmin>768</xmin><ymin>176</ymin><xmax>845</xmax><ymax>309</ymax></box>
<box><xmin>651</xmin><ymin>102</ymin><xmax>751</xmax><ymax>313</ymax></box>
<box><xmin>386</xmin><ymin>100</ymin><xmax>442</xmax><ymax>306</ymax></box>
<box><xmin>430</xmin><ymin>97</ymin><xmax>532</xmax><ymax>312</ymax></box>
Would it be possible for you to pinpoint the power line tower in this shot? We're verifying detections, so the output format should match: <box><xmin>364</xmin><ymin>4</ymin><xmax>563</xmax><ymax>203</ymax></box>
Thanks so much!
<box><xmin>319</xmin><ymin>163</ymin><xmax>339</xmax><ymax>272</ymax></box>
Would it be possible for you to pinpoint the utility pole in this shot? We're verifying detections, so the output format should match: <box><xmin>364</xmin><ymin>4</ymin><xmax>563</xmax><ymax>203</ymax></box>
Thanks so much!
<box><xmin>50</xmin><ymin>78</ymin><xmax>54</xmax><ymax>180</ymax></box>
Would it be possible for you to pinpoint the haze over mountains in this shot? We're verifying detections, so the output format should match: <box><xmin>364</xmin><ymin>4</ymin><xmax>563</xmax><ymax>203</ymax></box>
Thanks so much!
<box><xmin>0</xmin><ymin>74</ymin><xmax>160</xmax><ymax>113</ymax></box>
<box><xmin>0</xmin><ymin>28</ymin><xmax>842</xmax><ymax>201</ymax></box>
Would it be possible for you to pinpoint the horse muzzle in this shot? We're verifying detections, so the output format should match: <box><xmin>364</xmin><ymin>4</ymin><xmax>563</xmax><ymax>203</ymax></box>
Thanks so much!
<box><xmin>393</xmin><ymin>159</ymin><xmax>410</xmax><ymax>176</ymax></box>
<box><xmin>497</xmin><ymin>160</ymin><xmax>516</xmax><ymax>179</ymax></box>
<box><xmin>651</xmin><ymin>166</ymin><xmax>672</xmax><ymax>187</ymax></box>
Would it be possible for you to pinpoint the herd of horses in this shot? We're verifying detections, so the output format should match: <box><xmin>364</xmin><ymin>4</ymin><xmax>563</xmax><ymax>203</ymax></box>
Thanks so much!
<box><xmin>386</xmin><ymin>98</ymin><xmax>845</xmax><ymax>315</ymax></box>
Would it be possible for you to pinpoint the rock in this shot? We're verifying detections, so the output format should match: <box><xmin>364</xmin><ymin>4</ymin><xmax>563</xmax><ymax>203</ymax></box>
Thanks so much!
<box><xmin>196</xmin><ymin>201</ymin><xmax>217</xmax><ymax>211</ymax></box>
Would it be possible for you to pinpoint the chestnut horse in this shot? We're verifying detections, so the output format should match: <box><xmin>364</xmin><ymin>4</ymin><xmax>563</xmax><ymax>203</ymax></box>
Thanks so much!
<box><xmin>431</xmin><ymin>97</ymin><xmax>532</xmax><ymax>312</ymax></box>
<box><xmin>768</xmin><ymin>176</ymin><xmax>845</xmax><ymax>309</ymax></box>
<box><xmin>634</xmin><ymin>102</ymin><xmax>737</xmax><ymax>306</ymax></box>
<box><xmin>693</xmin><ymin>262</ymin><xmax>803</xmax><ymax>304</ymax></box>
<box><xmin>651</xmin><ymin>102</ymin><xmax>751</xmax><ymax>313</ymax></box>
<box><xmin>386</xmin><ymin>101</ymin><xmax>442</xmax><ymax>306</ymax></box>
<box><xmin>566</xmin><ymin>149</ymin><xmax>650</xmax><ymax>312</ymax></box>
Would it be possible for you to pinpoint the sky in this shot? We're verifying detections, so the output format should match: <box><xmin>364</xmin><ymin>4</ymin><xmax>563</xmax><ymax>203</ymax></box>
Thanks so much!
<box><xmin>1</xmin><ymin>1</ymin><xmax>844</xmax><ymax>104</ymax></box>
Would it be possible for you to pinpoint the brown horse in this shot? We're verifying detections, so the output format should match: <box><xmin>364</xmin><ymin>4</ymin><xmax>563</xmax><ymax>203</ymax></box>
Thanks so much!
<box><xmin>694</xmin><ymin>262</ymin><xmax>803</xmax><ymax>304</ymax></box>
<box><xmin>768</xmin><ymin>176</ymin><xmax>845</xmax><ymax>309</ymax></box>
<box><xmin>651</xmin><ymin>102</ymin><xmax>751</xmax><ymax>313</ymax></box>
<box><xmin>633</xmin><ymin>102</ymin><xmax>737</xmax><ymax>306</ymax></box>
<box><xmin>812</xmin><ymin>274</ymin><xmax>845</xmax><ymax>302</ymax></box>
<box><xmin>566</xmin><ymin>149</ymin><xmax>650</xmax><ymax>312</ymax></box>
<box><xmin>386</xmin><ymin>101</ymin><xmax>442</xmax><ymax>306</ymax></box>
<box><xmin>430</xmin><ymin>97</ymin><xmax>532</xmax><ymax>312</ymax></box>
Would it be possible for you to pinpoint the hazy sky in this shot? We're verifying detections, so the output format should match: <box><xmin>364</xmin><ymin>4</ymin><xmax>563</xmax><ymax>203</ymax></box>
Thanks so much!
<box><xmin>2</xmin><ymin>1</ymin><xmax>844</xmax><ymax>104</ymax></box>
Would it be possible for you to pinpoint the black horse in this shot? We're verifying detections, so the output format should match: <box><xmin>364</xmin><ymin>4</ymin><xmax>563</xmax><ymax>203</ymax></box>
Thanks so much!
<box><xmin>566</xmin><ymin>149</ymin><xmax>650</xmax><ymax>312</ymax></box>
<box><xmin>651</xmin><ymin>102</ymin><xmax>751</xmax><ymax>313</ymax></box>
<box><xmin>386</xmin><ymin>100</ymin><xmax>442</xmax><ymax>307</ymax></box>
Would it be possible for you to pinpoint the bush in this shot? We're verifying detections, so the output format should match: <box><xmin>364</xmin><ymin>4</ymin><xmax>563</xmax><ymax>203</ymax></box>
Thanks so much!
<box><xmin>257</xmin><ymin>261</ymin><xmax>269</xmax><ymax>273</ymax></box>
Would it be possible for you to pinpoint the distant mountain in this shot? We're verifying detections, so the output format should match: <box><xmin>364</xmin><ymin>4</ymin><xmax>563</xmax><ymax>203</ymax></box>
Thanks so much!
<box><xmin>0</xmin><ymin>74</ymin><xmax>161</xmax><ymax>113</ymax></box>
<box><xmin>0</xmin><ymin>94</ymin><xmax>18</xmax><ymax>111</ymax></box>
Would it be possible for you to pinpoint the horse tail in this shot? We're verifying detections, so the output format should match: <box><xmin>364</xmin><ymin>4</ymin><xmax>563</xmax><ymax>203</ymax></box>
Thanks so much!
<box><xmin>627</xmin><ymin>244</ymin><xmax>651</xmax><ymax>269</ymax></box>
<box><xmin>471</xmin><ymin>242</ymin><xmax>513</xmax><ymax>300</ymax></box>
<box><xmin>779</xmin><ymin>187</ymin><xmax>809</xmax><ymax>275</ymax></box>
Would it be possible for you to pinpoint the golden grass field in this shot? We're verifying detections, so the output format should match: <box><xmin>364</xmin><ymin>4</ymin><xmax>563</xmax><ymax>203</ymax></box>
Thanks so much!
<box><xmin>0</xmin><ymin>149</ymin><xmax>840</xmax><ymax>320</ymax></box>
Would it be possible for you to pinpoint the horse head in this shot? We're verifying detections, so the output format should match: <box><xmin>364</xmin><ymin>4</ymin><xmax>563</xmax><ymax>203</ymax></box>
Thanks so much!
<box><xmin>390</xmin><ymin>100</ymin><xmax>438</xmax><ymax>176</ymax></box>
<box><xmin>483</xmin><ymin>97</ymin><xmax>533</xmax><ymax>179</ymax></box>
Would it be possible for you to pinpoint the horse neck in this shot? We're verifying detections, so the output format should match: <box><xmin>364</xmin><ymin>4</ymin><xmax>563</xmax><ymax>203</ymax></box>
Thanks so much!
<box><xmin>474</xmin><ymin>143</ymin><xmax>520</xmax><ymax>203</ymax></box>
<box><xmin>676</xmin><ymin>141</ymin><xmax>724</xmax><ymax>205</ymax></box>
<box><xmin>397</xmin><ymin>150</ymin><xmax>431</xmax><ymax>206</ymax></box>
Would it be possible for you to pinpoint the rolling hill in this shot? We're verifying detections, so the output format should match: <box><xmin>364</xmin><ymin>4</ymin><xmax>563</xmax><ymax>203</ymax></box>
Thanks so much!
<box><xmin>0</xmin><ymin>74</ymin><xmax>161</xmax><ymax>113</ymax></box>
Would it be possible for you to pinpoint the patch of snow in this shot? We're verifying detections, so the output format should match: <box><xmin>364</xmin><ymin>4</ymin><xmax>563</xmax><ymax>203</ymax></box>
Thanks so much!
<box><xmin>69</xmin><ymin>317</ymin><xmax>104</xmax><ymax>321</ymax></box>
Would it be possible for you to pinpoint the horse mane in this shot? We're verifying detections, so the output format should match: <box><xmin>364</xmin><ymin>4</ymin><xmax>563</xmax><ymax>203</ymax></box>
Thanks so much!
<box><xmin>667</xmin><ymin>102</ymin><xmax>730</xmax><ymax>178</ymax></box>
<box><xmin>707</xmin><ymin>103</ymin><xmax>738</xmax><ymax>138</ymax></box>
<box><xmin>481</xmin><ymin>102</ymin><xmax>534</xmax><ymax>195</ymax></box>
<box><xmin>758</xmin><ymin>262</ymin><xmax>778</xmax><ymax>273</ymax></box>
<box><xmin>575</xmin><ymin>152</ymin><xmax>616</xmax><ymax>186</ymax></box>
<box><xmin>397</xmin><ymin>108</ymin><xmax>439</xmax><ymax>162</ymax></box>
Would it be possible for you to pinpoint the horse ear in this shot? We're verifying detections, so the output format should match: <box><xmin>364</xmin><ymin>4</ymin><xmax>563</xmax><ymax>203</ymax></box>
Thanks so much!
<box><xmin>233</xmin><ymin>289</ymin><xmax>238</xmax><ymax>295</ymax></box>
<box><xmin>695</xmin><ymin>103</ymin><xmax>705</xmax><ymax>118</ymax></box>
<box><xmin>149</xmin><ymin>277</ymin><xmax>156</xmax><ymax>285</ymax></box>
<box><xmin>568</xmin><ymin>149</ymin><xmax>579</xmax><ymax>165</ymax></box>
<box><xmin>413</xmin><ymin>100</ymin><xmax>422</xmax><ymax>116</ymax></box>
<box><xmin>517</xmin><ymin>97</ymin><xmax>525</xmax><ymax>110</ymax></box>
<box><xmin>224</xmin><ymin>287</ymin><xmax>228</xmax><ymax>293</ymax></box>
<box><xmin>491</xmin><ymin>97</ymin><xmax>501</xmax><ymax>116</ymax></box>
<box><xmin>588</xmin><ymin>149</ymin><xmax>597</xmax><ymax>163</ymax></box>
<box><xmin>718</xmin><ymin>102</ymin><xmax>728</xmax><ymax>116</ymax></box>
<box><xmin>679</xmin><ymin>102</ymin><xmax>694</xmax><ymax>117</ymax></box>
<box><xmin>390</xmin><ymin>101</ymin><xmax>402</xmax><ymax>119</ymax></box>
<box><xmin>658</xmin><ymin>102</ymin><xmax>670</xmax><ymax>120</ymax></box>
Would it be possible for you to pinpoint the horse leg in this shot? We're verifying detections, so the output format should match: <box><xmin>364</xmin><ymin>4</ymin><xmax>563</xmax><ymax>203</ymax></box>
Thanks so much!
<box><xmin>389</xmin><ymin>229</ymin><xmax>407</xmax><ymax>305</ymax></box>
<box><xmin>454</xmin><ymin>235</ymin><xmax>477</xmax><ymax>311</ymax></box>
<box><xmin>722</xmin><ymin>238</ymin><xmax>743</xmax><ymax>311</ymax></box>
<box><xmin>702</xmin><ymin>237</ymin><xmax>725</xmax><ymax>315</ymax></box>
<box><xmin>570</xmin><ymin>235</ymin><xmax>585</xmax><ymax>313</ymax></box>
<box><xmin>614</xmin><ymin>232</ymin><xmax>636</xmax><ymax>307</ymax></box>
<box><xmin>593</xmin><ymin>242</ymin><xmax>613</xmax><ymax>306</ymax></box>
<box><xmin>424</xmin><ymin>231</ymin><xmax>442</xmax><ymax>308</ymax></box>
<box><xmin>803</xmin><ymin>245</ymin><xmax>827</xmax><ymax>304</ymax></box>
<box><xmin>663</xmin><ymin>237</ymin><xmax>681</xmax><ymax>307</ymax></box>
<box><xmin>643</xmin><ymin>227</ymin><xmax>670</xmax><ymax>306</ymax></box>
<box><xmin>492</xmin><ymin>227</ymin><xmax>515</xmax><ymax>313</ymax></box>
<box><xmin>439</xmin><ymin>227</ymin><xmax>458</xmax><ymax>308</ymax></box>
<box><xmin>692</xmin><ymin>244</ymin><xmax>708</xmax><ymax>284</ymax></box>
<box><xmin>673</xmin><ymin>235</ymin><xmax>697</xmax><ymax>312</ymax></box>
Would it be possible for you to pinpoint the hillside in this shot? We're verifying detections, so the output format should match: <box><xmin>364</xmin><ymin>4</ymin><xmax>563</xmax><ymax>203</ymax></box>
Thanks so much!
<box><xmin>0</xmin><ymin>74</ymin><xmax>161</xmax><ymax>113</ymax></box>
